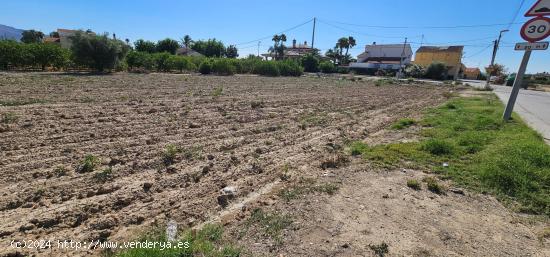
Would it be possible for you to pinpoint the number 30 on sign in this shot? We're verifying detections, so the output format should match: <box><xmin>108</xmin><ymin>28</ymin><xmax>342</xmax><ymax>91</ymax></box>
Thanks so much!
<box><xmin>521</xmin><ymin>16</ymin><xmax>550</xmax><ymax>42</ymax></box>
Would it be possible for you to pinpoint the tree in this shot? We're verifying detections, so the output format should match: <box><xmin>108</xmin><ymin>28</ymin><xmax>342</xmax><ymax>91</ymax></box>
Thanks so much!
<box><xmin>485</xmin><ymin>63</ymin><xmax>506</xmax><ymax>77</ymax></box>
<box><xmin>156</xmin><ymin>38</ymin><xmax>180</xmax><ymax>54</ymax></box>
<box><xmin>30</xmin><ymin>43</ymin><xmax>70</xmax><ymax>70</ymax></box>
<box><xmin>49</xmin><ymin>31</ymin><xmax>60</xmax><ymax>38</ymax></box>
<box><xmin>191</xmin><ymin>39</ymin><xmax>226</xmax><ymax>57</ymax></box>
<box><xmin>270</xmin><ymin>34</ymin><xmax>287</xmax><ymax>60</ymax></box>
<box><xmin>182</xmin><ymin>35</ymin><xmax>193</xmax><ymax>48</ymax></box>
<box><xmin>336</xmin><ymin>37</ymin><xmax>349</xmax><ymax>64</ymax></box>
<box><xmin>134</xmin><ymin>39</ymin><xmax>156</xmax><ymax>53</ymax></box>
<box><xmin>345</xmin><ymin>36</ymin><xmax>356</xmax><ymax>60</ymax></box>
<box><xmin>70</xmin><ymin>31</ymin><xmax>129</xmax><ymax>72</ymax></box>
<box><xmin>226</xmin><ymin>45</ymin><xmax>238</xmax><ymax>58</ymax></box>
<box><xmin>21</xmin><ymin>30</ymin><xmax>44</xmax><ymax>44</ymax></box>
<box><xmin>325</xmin><ymin>48</ymin><xmax>339</xmax><ymax>64</ymax></box>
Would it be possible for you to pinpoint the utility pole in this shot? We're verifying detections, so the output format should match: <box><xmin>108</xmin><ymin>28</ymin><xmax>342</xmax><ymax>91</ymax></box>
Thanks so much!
<box><xmin>311</xmin><ymin>17</ymin><xmax>316</xmax><ymax>51</ymax></box>
<box><xmin>503</xmin><ymin>49</ymin><xmax>531</xmax><ymax>120</ymax></box>
<box><xmin>397</xmin><ymin>37</ymin><xmax>407</xmax><ymax>79</ymax></box>
<box><xmin>484</xmin><ymin>29</ymin><xmax>509</xmax><ymax>89</ymax></box>
<box><xmin>420</xmin><ymin>34</ymin><xmax>424</xmax><ymax>47</ymax></box>
<box><xmin>257</xmin><ymin>41</ymin><xmax>261</xmax><ymax>57</ymax></box>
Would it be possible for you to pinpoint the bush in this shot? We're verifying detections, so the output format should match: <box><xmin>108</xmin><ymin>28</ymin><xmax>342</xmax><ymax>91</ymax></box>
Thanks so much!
<box><xmin>253</xmin><ymin>61</ymin><xmax>280</xmax><ymax>76</ymax></box>
<box><xmin>301</xmin><ymin>54</ymin><xmax>319</xmax><ymax>72</ymax></box>
<box><xmin>152</xmin><ymin>52</ymin><xmax>171</xmax><ymax>72</ymax></box>
<box><xmin>212</xmin><ymin>58</ymin><xmax>236</xmax><ymax>75</ymax></box>
<box><xmin>126</xmin><ymin>51</ymin><xmax>154</xmax><ymax>71</ymax></box>
<box><xmin>425</xmin><ymin>62</ymin><xmax>448</xmax><ymax>80</ymax></box>
<box><xmin>167</xmin><ymin>55</ymin><xmax>193</xmax><ymax>73</ymax></box>
<box><xmin>277</xmin><ymin>60</ymin><xmax>303</xmax><ymax>76</ymax></box>
<box><xmin>422</xmin><ymin>139</ymin><xmax>454</xmax><ymax>155</ymax></box>
<box><xmin>404</xmin><ymin>64</ymin><xmax>425</xmax><ymax>78</ymax></box>
<box><xmin>199</xmin><ymin>60</ymin><xmax>213</xmax><ymax>74</ymax></box>
<box><xmin>319</xmin><ymin>61</ymin><xmax>337</xmax><ymax>73</ymax></box>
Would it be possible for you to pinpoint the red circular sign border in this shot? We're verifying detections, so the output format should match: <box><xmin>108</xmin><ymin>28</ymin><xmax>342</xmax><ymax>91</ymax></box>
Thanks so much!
<box><xmin>521</xmin><ymin>16</ymin><xmax>550</xmax><ymax>43</ymax></box>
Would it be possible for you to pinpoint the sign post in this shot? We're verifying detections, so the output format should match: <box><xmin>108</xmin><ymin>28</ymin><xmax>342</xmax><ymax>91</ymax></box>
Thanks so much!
<box><xmin>503</xmin><ymin>50</ymin><xmax>532</xmax><ymax>120</ymax></box>
<box><xmin>502</xmin><ymin>1</ymin><xmax>550</xmax><ymax>121</ymax></box>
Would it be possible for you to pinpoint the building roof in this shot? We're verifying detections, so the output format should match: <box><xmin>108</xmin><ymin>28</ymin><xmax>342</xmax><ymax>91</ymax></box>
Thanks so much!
<box><xmin>43</xmin><ymin>37</ymin><xmax>60</xmax><ymax>43</ymax></box>
<box><xmin>416</xmin><ymin>46</ymin><xmax>464</xmax><ymax>53</ymax></box>
<box><xmin>57</xmin><ymin>29</ymin><xmax>77</xmax><ymax>33</ymax></box>
<box><xmin>464</xmin><ymin>67</ymin><xmax>480</xmax><ymax>73</ymax></box>
<box><xmin>176</xmin><ymin>47</ymin><xmax>203</xmax><ymax>57</ymax></box>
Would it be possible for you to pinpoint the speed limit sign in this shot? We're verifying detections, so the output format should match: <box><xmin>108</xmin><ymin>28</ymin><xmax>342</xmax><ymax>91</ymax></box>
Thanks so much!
<box><xmin>521</xmin><ymin>16</ymin><xmax>550</xmax><ymax>42</ymax></box>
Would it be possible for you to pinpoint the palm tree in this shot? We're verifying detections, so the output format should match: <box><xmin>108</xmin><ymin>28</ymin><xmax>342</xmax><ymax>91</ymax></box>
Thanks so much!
<box><xmin>182</xmin><ymin>35</ymin><xmax>193</xmax><ymax>48</ymax></box>
<box><xmin>325</xmin><ymin>48</ymin><xmax>339</xmax><ymax>64</ymax></box>
<box><xmin>272</xmin><ymin>34</ymin><xmax>280</xmax><ymax>59</ymax></box>
<box><xmin>336</xmin><ymin>37</ymin><xmax>349</xmax><ymax>64</ymax></box>
<box><xmin>345</xmin><ymin>36</ymin><xmax>356</xmax><ymax>58</ymax></box>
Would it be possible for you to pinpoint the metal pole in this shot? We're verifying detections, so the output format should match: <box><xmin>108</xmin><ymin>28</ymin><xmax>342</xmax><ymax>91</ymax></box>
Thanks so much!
<box><xmin>503</xmin><ymin>49</ymin><xmax>531</xmax><ymax>121</ymax></box>
<box><xmin>257</xmin><ymin>41</ymin><xmax>261</xmax><ymax>57</ymax></box>
<box><xmin>311</xmin><ymin>17</ymin><xmax>316</xmax><ymax>51</ymax></box>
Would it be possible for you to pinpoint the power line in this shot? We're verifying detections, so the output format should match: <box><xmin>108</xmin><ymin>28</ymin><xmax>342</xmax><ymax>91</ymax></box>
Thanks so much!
<box><xmin>234</xmin><ymin>18</ymin><xmax>313</xmax><ymax>46</ymax></box>
<box><xmin>318</xmin><ymin>19</ymin><xmax>422</xmax><ymax>39</ymax></box>
<box><xmin>506</xmin><ymin>0</ymin><xmax>526</xmax><ymax>30</ymax></box>
<box><xmin>463</xmin><ymin>44</ymin><xmax>492</xmax><ymax>59</ymax></box>
<box><xmin>319</xmin><ymin>18</ymin><xmax>524</xmax><ymax>29</ymax></box>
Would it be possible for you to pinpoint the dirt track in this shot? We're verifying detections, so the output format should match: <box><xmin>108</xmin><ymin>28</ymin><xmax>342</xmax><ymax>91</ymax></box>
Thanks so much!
<box><xmin>0</xmin><ymin>73</ymin><xmax>449</xmax><ymax>256</ymax></box>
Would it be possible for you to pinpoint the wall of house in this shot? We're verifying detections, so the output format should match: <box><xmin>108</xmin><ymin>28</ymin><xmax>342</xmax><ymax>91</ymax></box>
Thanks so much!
<box><xmin>357</xmin><ymin>44</ymin><xmax>412</xmax><ymax>63</ymax></box>
<box><xmin>414</xmin><ymin>52</ymin><xmax>461</xmax><ymax>67</ymax></box>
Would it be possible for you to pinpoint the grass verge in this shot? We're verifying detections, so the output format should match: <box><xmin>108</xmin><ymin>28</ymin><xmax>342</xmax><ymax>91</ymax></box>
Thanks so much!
<box><xmin>112</xmin><ymin>223</ymin><xmax>240</xmax><ymax>257</ymax></box>
<box><xmin>350</xmin><ymin>94</ymin><xmax>550</xmax><ymax>216</ymax></box>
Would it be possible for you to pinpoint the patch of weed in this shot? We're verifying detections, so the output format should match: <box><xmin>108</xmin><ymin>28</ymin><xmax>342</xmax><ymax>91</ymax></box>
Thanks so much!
<box><xmin>423</xmin><ymin>177</ymin><xmax>445</xmax><ymax>194</ymax></box>
<box><xmin>162</xmin><ymin>144</ymin><xmax>180</xmax><ymax>166</ymax></box>
<box><xmin>407</xmin><ymin>179</ymin><xmax>421</xmax><ymax>190</ymax></box>
<box><xmin>1</xmin><ymin>112</ymin><xmax>18</xmax><ymax>124</ymax></box>
<box><xmin>391</xmin><ymin>118</ymin><xmax>416</xmax><ymax>130</ymax></box>
<box><xmin>246</xmin><ymin>208</ymin><xmax>292</xmax><ymax>245</ymax></box>
<box><xmin>76</xmin><ymin>155</ymin><xmax>100</xmax><ymax>173</ymax></box>
<box><xmin>369</xmin><ymin>242</ymin><xmax>389</xmax><ymax>257</ymax></box>
<box><xmin>94</xmin><ymin>167</ymin><xmax>114</xmax><ymax>182</ymax></box>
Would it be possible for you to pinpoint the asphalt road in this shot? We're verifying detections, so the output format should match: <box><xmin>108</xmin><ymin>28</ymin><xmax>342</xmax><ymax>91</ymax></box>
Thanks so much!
<box><xmin>461</xmin><ymin>79</ymin><xmax>550</xmax><ymax>144</ymax></box>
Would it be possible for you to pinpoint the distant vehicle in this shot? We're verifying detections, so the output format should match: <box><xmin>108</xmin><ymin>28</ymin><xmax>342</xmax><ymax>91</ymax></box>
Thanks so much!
<box><xmin>506</xmin><ymin>74</ymin><xmax>530</xmax><ymax>89</ymax></box>
<box><xmin>489</xmin><ymin>76</ymin><xmax>499</xmax><ymax>82</ymax></box>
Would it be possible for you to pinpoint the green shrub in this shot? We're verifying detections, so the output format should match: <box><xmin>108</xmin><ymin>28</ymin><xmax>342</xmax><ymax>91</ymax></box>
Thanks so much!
<box><xmin>253</xmin><ymin>61</ymin><xmax>280</xmax><ymax>76</ymax></box>
<box><xmin>277</xmin><ymin>60</ymin><xmax>303</xmax><ymax>76</ymax></box>
<box><xmin>152</xmin><ymin>52</ymin><xmax>171</xmax><ymax>72</ymax></box>
<box><xmin>301</xmin><ymin>53</ymin><xmax>319</xmax><ymax>72</ymax></box>
<box><xmin>319</xmin><ymin>61</ymin><xmax>337</xmax><ymax>73</ymax></box>
<box><xmin>425</xmin><ymin>62</ymin><xmax>448</xmax><ymax>80</ymax></box>
<box><xmin>199</xmin><ymin>60</ymin><xmax>213</xmax><ymax>74</ymax></box>
<box><xmin>212</xmin><ymin>58</ymin><xmax>236</xmax><ymax>75</ymax></box>
<box><xmin>422</xmin><ymin>139</ymin><xmax>454</xmax><ymax>155</ymax></box>
<box><xmin>167</xmin><ymin>55</ymin><xmax>192</xmax><ymax>73</ymax></box>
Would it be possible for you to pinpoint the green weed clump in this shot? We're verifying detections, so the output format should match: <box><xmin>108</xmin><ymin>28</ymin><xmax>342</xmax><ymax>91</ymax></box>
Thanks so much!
<box><xmin>391</xmin><ymin>118</ymin><xmax>416</xmax><ymax>130</ymax></box>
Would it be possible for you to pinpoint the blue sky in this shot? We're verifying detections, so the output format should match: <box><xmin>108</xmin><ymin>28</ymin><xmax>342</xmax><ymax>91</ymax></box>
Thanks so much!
<box><xmin>2</xmin><ymin>0</ymin><xmax>549</xmax><ymax>73</ymax></box>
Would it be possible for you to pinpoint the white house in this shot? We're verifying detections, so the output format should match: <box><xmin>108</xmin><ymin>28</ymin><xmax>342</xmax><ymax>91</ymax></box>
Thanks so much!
<box><xmin>350</xmin><ymin>43</ymin><xmax>413</xmax><ymax>70</ymax></box>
